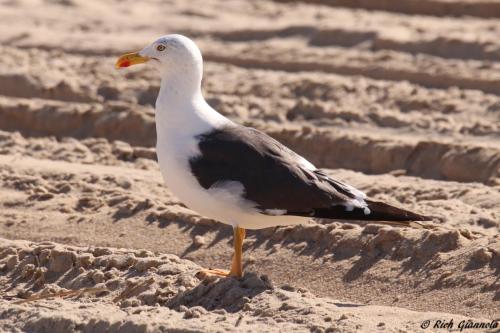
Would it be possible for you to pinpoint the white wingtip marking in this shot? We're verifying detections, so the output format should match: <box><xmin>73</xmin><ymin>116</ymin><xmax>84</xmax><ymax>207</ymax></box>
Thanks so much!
<box><xmin>344</xmin><ymin>204</ymin><xmax>354</xmax><ymax>211</ymax></box>
<box><xmin>343</xmin><ymin>199</ymin><xmax>370</xmax><ymax>214</ymax></box>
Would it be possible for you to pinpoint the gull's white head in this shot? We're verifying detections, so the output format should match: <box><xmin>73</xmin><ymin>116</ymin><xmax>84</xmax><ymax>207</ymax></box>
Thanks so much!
<box><xmin>116</xmin><ymin>34</ymin><xmax>203</xmax><ymax>85</ymax></box>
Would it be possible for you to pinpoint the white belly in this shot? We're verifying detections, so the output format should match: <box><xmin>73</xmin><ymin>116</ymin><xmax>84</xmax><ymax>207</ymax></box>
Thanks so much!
<box><xmin>155</xmin><ymin>133</ymin><xmax>308</xmax><ymax>230</ymax></box>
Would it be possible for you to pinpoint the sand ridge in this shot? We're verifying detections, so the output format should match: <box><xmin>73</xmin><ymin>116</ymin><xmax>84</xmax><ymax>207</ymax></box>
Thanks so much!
<box><xmin>0</xmin><ymin>238</ymin><xmax>497</xmax><ymax>333</ymax></box>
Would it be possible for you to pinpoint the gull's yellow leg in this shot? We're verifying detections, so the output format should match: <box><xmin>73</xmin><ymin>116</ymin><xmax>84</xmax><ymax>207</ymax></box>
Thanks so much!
<box><xmin>196</xmin><ymin>227</ymin><xmax>246</xmax><ymax>279</ymax></box>
<box><xmin>229</xmin><ymin>227</ymin><xmax>246</xmax><ymax>278</ymax></box>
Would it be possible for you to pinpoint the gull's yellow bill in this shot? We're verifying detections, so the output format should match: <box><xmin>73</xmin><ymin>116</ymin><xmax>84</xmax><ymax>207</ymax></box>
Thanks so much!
<box><xmin>115</xmin><ymin>52</ymin><xmax>149</xmax><ymax>69</ymax></box>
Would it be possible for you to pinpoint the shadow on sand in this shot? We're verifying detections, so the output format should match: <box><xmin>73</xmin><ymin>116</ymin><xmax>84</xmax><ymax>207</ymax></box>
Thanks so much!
<box><xmin>167</xmin><ymin>272</ymin><xmax>273</xmax><ymax>313</ymax></box>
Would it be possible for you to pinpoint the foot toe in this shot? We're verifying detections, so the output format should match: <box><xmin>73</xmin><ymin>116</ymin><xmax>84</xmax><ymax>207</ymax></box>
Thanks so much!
<box><xmin>195</xmin><ymin>268</ymin><xmax>230</xmax><ymax>280</ymax></box>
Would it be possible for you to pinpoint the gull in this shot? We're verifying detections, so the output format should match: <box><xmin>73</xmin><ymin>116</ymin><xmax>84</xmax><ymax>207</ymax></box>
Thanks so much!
<box><xmin>116</xmin><ymin>34</ymin><xmax>428</xmax><ymax>279</ymax></box>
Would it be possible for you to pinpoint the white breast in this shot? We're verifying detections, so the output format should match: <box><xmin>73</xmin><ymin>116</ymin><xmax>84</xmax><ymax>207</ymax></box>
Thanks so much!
<box><xmin>156</xmin><ymin>131</ymin><xmax>232</xmax><ymax>221</ymax></box>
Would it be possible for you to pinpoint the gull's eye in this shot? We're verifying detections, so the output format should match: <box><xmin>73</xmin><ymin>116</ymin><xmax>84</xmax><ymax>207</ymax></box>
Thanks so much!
<box><xmin>156</xmin><ymin>44</ymin><xmax>166</xmax><ymax>52</ymax></box>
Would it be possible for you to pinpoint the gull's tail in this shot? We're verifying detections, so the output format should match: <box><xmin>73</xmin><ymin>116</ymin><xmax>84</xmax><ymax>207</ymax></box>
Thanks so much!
<box><xmin>308</xmin><ymin>200</ymin><xmax>431</xmax><ymax>228</ymax></box>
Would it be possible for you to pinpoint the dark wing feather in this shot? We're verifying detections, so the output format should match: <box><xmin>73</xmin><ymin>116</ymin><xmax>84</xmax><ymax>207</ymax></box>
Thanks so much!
<box><xmin>189</xmin><ymin>125</ymin><xmax>355</xmax><ymax>212</ymax></box>
<box><xmin>189</xmin><ymin>124</ymin><xmax>429</xmax><ymax>223</ymax></box>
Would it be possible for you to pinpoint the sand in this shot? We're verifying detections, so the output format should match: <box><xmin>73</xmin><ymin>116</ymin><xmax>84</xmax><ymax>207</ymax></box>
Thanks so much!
<box><xmin>0</xmin><ymin>0</ymin><xmax>499</xmax><ymax>332</ymax></box>
<box><xmin>1</xmin><ymin>238</ymin><xmax>497</xmax><ymax>333</ymax></box>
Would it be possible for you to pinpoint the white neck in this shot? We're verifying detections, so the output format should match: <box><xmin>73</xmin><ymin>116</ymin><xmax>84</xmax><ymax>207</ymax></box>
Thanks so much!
<box><xmin>155</xmin><ymin>67</ymin><xmax>229</xmax><ymax>138</ymax></box>
<box><xmin>158</xmin><ymin>57</ymin><xmax>203</xmax><ymax>100</ymax></box>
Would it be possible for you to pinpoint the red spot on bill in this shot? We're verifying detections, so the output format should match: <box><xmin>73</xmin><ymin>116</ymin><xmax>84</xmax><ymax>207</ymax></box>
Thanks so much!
<box><xmin>120</xmin><ymin>60</ymin><xmax>131</xmax><ymax>68</ymax></box>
